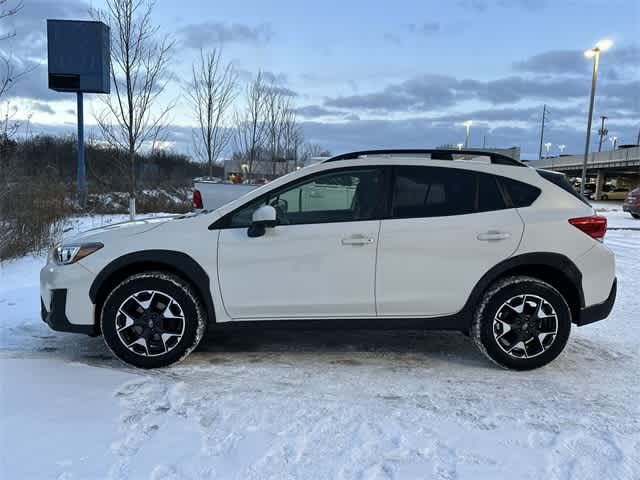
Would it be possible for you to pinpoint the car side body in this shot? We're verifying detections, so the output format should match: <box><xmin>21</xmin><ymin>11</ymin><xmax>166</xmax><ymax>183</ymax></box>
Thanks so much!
<box><xmin>40</xmin><ymin>151</ymin><xmax>617</xmax><ymax>369</ymax></box>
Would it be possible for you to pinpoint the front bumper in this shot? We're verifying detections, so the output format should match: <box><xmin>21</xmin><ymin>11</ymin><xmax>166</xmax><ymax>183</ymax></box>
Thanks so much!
<box><xmin>40</xmin><ymin>259</ymin><xmax>97</xmax><ymax>334</ymax></box>
<box><xmin>41</xmin><ymin>289</ymin><xmax>97</xmax><ymax>335</ymax></box>
<box><xmin>576</xmin><ymin>277</ymin><xmax>617</xmax><ymax>326</ymax></box>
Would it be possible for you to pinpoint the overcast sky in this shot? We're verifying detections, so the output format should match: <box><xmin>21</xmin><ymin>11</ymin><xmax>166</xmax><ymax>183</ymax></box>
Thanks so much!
<box><xmin>2</xmin><ymin>0</ymin><xmax>638</xmax><ymax>159</ymax></box>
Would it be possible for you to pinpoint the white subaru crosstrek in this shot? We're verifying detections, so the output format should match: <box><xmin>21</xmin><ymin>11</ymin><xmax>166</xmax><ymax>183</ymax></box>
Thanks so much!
<box><xmin>40</xmin><ymin>149</ymin><xmax>616</xmax><ymax>370</ymax></box>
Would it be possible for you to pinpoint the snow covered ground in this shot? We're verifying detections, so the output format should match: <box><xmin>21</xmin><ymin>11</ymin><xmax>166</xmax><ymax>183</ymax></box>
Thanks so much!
<box><xmin>1</xmin><ymin>206</ymin><xmax>639</xmax><ymax>479</ymax></box>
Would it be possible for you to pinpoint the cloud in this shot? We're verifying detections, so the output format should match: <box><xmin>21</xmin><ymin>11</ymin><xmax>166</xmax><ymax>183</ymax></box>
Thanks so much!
<box><xmin>325</xmin><ymin>74</ymin><xmax>476</xmax><ymax>112</ymax></box>
<box><xmin>457</xmin><ymin>0</ymin><xmax>546</xmax><ymax>12</ymax></box>
<box><xmin>296</xmin><ymin>105</ymin><xmax>361</xmax><ymax>120</ymax></box>
<box><xmin>178</xmin><ymin>22</ymin><xmax>273</xmax><ymax>49</ymax></box>
<box><xmin>265</xmin><ymin>85</ymin><xmax>297</xmax><ymax>97</ymax></box>
<box><xmin>296</xmin><ymin>105</ymin><xmax>336</xmax><ymax>118</ymax></box>
<box><xmin>405</xmin><ymin>22</ymin><xmax>441</xmax><ymax>36</ymax></box>
<box><xmin>322</xmin><ymin>73</ymin><xmax>638</xmax><ymax>113</ymax></box>
<box><xmin>31</xmin><ymin>101</ymin><xmax>55</xmax><ymax>114</ymax></box>
<box><xmin>514</xmin><ymin>45</ymin><xmax>640</xmax><ymax>78</ymax></box>
<box><xmin>1</xmin><ymin>0</ymin><xmax>90</xmax><ymax>60</ymax></box>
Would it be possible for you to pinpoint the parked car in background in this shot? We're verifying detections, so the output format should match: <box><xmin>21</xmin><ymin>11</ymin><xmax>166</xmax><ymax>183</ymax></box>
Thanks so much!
<box><xmin>600</xmin><ymin>185</ymin><xmax>631</xmax><ymax>201</ymax></box>
<box><xmin>582</xmin><ymin>183</ymin><xmax>596</xmax><ymax>200</ymax></box>
<box><xmin>193</xmin><ymin>179</ymin><xmax>259</xmax><ymax>211</ymax></box>
<box><xmin>40</xmin><ymin>149</ymin><xmax>616</xmax><ymax>370</ymax></box>
<box><xmin>623</xmin><ymin>187</ymin><xmax>640</xmax><ymax>218</ymax></box>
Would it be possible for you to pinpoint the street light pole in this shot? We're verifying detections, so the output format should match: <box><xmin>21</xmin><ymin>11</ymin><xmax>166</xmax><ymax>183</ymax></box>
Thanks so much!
<box><xmin>581</xmin><ymin>40</ymin><xmax>612</xmax><ymax>195</ymax></box>
<box><xmin>544</xmin><ymin>142</ymin><xmax>552</xmax><ymax>159</ymax></box>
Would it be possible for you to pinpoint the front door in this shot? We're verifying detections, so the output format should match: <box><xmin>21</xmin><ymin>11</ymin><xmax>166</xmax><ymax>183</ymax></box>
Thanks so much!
<box><xmin>217</xmin><ymin>167</ymin><xmax>386</xmax><ymax>319</ymax></box>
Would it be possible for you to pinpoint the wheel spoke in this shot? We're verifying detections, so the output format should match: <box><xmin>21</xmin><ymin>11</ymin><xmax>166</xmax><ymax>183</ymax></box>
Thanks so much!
<box><xmin>127</xmin><ymin>336</ymin><xmax>149</xmax><ymax>355</ymax></box>
<box><xmin>160</xmin><ymin>333</ymin><xmax>181</xmax><ymax>352</ymax></box>
<box><xmin>497</xmin><ymin>329</ymin><xmax>520</xmax><ymax>349</ymax></box>
<box><xmin>116</xmin><ymin>311</ymin><xmax>135</xmax><ymax>332</ymax></box>
<box><xmin>524</xmin><ymin>335</ymin><xmax>544</xmax><ymax>357</ymax></box>
<box><xmin>162</xmin><ymin>300</ymin><xmax>184</xmax><ymax>320</ymax></box>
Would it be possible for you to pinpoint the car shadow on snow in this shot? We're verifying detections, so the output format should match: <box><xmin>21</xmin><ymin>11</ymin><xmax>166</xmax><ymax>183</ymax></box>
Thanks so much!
<box><xmin>191</xmin><ymin>328</ymin><xmax>489</xmax><ymax>369</ymax></box>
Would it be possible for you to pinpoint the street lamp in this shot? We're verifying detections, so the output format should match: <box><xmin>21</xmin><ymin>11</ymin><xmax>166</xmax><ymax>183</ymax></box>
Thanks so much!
<box><xmin>463</xmin><ymin>120</ymin><xmax>472</xmax><ymax>148</ymax></box>
<box><xmin>456</xmin><ymin>143</ymin><xmax>464</xmax><ymax>151</ymax></box>
<box><xmin>609</xmin><ymin>136</ymin><xmax>617</xmax><ymax>151</ymax></box>
<box><xmin>558</xmin><ymin>144</ymin><xmax>566</xmax><ymax>154</ymax></box>
<box><xmin>544</xmin><ymin>142</ymin><xmax>552</xmax><ymax>159</ymax></box>
<box><xmin>580</xmin><ymin>39</ymin><xmax>613</xmax><ymax>195</ymax></box>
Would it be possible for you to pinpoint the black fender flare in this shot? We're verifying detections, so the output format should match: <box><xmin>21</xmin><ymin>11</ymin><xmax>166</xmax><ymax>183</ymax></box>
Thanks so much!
<box><xmin>459</xmin><ymin>252</ymin><xmax>585</xmax><ymax>328</ymax></box>
<box><xmin>89</xmin><ymin>250</ymin><xmax>216</xmax><ymax>326</ymax></box>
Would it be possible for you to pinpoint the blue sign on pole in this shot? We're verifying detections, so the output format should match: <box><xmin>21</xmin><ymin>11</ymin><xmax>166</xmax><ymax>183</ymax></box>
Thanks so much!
<box><xmin>47</xmin><ymin>19</ymin><xmax>111</xmax><ymax>207</ymax></box>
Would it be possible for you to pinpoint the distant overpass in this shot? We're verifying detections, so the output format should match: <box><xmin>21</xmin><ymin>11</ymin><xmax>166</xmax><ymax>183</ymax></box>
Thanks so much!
<box><xmin>532</xmin><ymin>146</ymin><xmax>640</xmax><ymax>176</ymax></box>
<box><xmin>531</xmin><ymin>146</ymin><xmax>639</xmax><ymax>199</ymax></box>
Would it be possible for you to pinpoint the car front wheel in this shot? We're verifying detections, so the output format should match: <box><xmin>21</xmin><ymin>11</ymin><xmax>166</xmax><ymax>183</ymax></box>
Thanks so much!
<box><xmin>472</xmin><ymin>276</ymin><xmax>571</xmax><ymax>370</ymax></box>
<box><xmin>101</xmin><ymin>272</ymin><xmax>206</xmax><ymax>368</ymax></box>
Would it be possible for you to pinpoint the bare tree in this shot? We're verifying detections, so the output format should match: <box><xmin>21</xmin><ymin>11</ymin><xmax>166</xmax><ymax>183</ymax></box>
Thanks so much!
<box><xmin>188</xmin><ymin>48</ymin><xmax>237</xmax><ymax>178</ymax></box>
<box><xmin>92</xmin><ymin>0</ymin><xmax>174</xmax><ymax>219</ymax></box>
<box><xmin>0</xmin><ymin>0</ymin><xmax>22</xmax><ymax>41</ymax></box>
<box><xmin>0</xmin><ymin>1</ymin><xmax>24</xmax><ymax>100</ymax></box>
<box><xmin>282</xmin><ymin>105</ymin><xmax>302</xmax><ymax>171</ymax></box>
<box><xmin>233</xmin><ymin>72</ymin><xmax>267</xmax><ymax>181</ymax></box>
<box><xmin>301</xmin><ymin>142</ymin><xmax>331</xmax><ymax>164</ymax></box>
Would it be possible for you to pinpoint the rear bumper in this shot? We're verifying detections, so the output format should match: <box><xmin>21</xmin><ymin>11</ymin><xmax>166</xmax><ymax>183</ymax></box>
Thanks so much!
<box><xmin>41</xmin><ymin>289</ymin><xmax>97</xmax><ymax>336</ymax></box>
<box><xmin>576</xmin><ymin>278</ymin><xmax>617</xmax><ymax>326</ymax></box>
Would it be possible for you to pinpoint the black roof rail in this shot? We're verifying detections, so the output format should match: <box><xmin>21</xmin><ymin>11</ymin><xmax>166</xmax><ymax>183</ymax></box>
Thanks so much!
<box><xmin>323</xmin><ymin>149</ymin><xmax>525</xmax><ymax>167</ymax></box>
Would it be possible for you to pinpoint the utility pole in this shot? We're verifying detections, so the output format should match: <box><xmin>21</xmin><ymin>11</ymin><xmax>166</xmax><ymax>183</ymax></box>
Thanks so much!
<box><xmin>597</xmin><ymin>115</ymin><xmax>608</xmax><ymax>152</ymax></box>
<box><xmin>538</xmin><ymin>104</ymin><xmax>547</xmax><ymax>160</ymax></box>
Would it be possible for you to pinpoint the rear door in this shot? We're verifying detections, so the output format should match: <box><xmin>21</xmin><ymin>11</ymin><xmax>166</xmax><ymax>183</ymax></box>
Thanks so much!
<box><xmin>375</xmin><ymin>166</ymin><xmax>524</xmax><ymax>317</ymax></box>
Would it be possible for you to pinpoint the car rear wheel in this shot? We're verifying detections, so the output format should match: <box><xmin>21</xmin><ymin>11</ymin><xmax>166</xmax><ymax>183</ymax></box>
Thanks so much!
<box><xmin>101</xmin><ymin>272</ymin><xmax>206</xmax><ymax>368</ymax></box>
<box><xmin>472</xmin><ymin>276</ymin><xmax>571</xmax><ymax>370</ymax></box>
<box><xmin>632</xmin><ymin>213</ymin><xmax>640</xmax><ymax>219</ymax></box>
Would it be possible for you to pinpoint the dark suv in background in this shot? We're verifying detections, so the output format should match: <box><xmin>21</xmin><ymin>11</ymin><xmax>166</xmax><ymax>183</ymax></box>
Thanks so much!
<box><xmin>623</xmin><ymin>187</ymin><xmax>640</xmax><ymax>218</ymax></box>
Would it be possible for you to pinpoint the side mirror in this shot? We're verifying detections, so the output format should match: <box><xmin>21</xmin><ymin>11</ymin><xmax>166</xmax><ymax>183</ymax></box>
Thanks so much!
<box><xmin>248</xmin><ymin>205</ymin><xmax>277</xmax><ymax>238</ymax></box>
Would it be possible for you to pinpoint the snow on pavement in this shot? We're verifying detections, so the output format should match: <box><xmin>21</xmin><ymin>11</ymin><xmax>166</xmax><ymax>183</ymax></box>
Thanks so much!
<box><xmin>1</xmin><ymin>208</ymin><xmax>639</xmax><ymax>479</ymax></box>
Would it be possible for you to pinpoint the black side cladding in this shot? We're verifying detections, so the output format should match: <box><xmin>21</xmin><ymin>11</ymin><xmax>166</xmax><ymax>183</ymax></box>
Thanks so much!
<box><xmin>536</xmin><ymin>169</ymin><xmax>591</xmax><ymax>206</ymax></box>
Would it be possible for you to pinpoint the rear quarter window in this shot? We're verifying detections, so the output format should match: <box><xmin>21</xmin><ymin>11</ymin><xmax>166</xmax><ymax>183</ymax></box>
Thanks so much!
<box><xmin>536</xmin><ymin>169</ymin><xmax>591</xmax><ymax>206</ymax></box>
<box><xmin>499</xmin><ymin>177</ymin><xmax>541</xmax><ymax>208</ymax></box>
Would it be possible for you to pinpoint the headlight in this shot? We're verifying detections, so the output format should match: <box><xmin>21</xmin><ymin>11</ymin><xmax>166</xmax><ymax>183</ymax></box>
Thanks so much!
<box><xmin>53</xmin><ymin>242</ymin><xmax>103</xmax><ymax>265</ymax></box>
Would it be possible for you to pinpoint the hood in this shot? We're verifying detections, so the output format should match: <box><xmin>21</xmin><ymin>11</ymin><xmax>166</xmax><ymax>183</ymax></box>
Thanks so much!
<box><xmin>63</xmin><ymin>214</ymin><xmax>181</xmax><ymax>243</ymax></box>
<box><xmin>62</xmin><ymin>210</ymin><xmax>222</xmax><ymax>244</ymax></box>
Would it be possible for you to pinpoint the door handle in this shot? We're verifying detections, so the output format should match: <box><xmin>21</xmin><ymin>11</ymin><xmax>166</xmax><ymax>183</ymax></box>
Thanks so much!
<box><xmin>341</xmin><ymin>234</ymin><xmax>375</xmax><ymax>246</ymax></box>
<box><xmin>477</xmin><ymin>230</ymin><xmax>511</xmax><ymax>241</ymax></box>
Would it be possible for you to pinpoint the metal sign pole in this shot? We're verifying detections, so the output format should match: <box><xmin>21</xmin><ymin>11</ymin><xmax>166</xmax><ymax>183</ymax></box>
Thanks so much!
<box><xmin>77</xmin><ymin>91</ymin><xmax>86</xmax><ymax>207</ymax></box>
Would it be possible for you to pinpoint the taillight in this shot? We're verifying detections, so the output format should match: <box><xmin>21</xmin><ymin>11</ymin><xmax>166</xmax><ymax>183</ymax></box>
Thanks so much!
<box><xmin>569</xmin><ymin>216</ymin><xmax>607</xmax><ymax>240</ymax></box>
<box><xmin>193</xmin><ymin>189</ymin><xmax>203</xmax><ymax>209</ymax></box>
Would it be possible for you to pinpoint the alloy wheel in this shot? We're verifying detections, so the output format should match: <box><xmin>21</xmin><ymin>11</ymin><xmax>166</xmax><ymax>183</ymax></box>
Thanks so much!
<box><xmin>493</xmin><ymin>294</ymin><xmax>558</xmax><ymax>359</ymax></box>
<box><xmin>115</xmin><ymin>290</ymin><xmax>186</xmax><ymax>357</ymax></box>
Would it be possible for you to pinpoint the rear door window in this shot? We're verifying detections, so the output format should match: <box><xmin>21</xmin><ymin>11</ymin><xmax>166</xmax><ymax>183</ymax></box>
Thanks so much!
<box><xmin>391</xmin><ymin>166</ymin><xmax>509</xmax><ymax>218</ymax></box>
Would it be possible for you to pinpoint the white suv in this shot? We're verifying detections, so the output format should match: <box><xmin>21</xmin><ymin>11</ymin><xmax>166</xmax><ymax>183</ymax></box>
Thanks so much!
<box><xmin>40</xmin><ymin>149</ymin><xmax>616</xmax><ymax>370</ymax></box>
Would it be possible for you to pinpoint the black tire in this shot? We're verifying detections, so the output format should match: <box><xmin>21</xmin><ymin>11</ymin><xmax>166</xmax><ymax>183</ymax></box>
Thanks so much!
<box><xmin>632</xmin><ymin>213</ymin><xmax>640</xmax><ymax>219</ymax></box>
<box><xmin>472</xmin><ymin>276</ymin><xmax>571</xmax><ymax>370</ymax></box>
<box><xmin>601</xmin><ymin>194</ymin><xmax>608</xmax><ymax>200</ymax></box>
<box><xmin>101</xmin><ymin>272</ymin><xmax>206</xmax><ymax>369</ymax></box>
